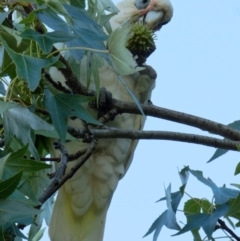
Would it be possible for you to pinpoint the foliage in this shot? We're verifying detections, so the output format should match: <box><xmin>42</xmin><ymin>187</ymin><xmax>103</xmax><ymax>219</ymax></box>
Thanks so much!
<box><xmin>0</xmin><ymin>0</ymin><xmax>239</xmax><ymax>241</ymax></box>
<box><xmin>144</xmin><ymin>166</ymin><xmax>240</xmax><ymax>241</ymax></box>
<box><xmin>0</xmin><ymin>0</ymin><xmax>141</xmax><ymax>240</ymax></box>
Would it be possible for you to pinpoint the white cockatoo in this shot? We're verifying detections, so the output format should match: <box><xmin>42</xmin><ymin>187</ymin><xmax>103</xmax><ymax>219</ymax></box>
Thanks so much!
<box><xmin>48</xmin><ymin>0</ymin><xmax>173</xmax><ymax>241</ymax></box>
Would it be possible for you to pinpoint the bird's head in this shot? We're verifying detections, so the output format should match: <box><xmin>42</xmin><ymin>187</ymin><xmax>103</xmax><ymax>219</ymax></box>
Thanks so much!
<box><xmin>110</xmin><ymin>0</ymin><xmax>173</xmax><ymax>32</ymax></box>
<box><xmin>110</xmin><ymin>0</ymin><xmax>173</xmax><ymax>65</ymax></box>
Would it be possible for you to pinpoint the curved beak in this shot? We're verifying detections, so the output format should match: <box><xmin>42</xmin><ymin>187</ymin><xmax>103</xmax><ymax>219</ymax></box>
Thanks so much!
<box><xmin>144</xmin><ymin>10</ymin><xmax>164</xmax><ymax>31</ymax></box>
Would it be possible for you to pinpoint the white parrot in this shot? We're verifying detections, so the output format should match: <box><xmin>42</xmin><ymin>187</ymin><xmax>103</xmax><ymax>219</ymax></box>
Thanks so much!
<box><xmin>48</xmin><ymin>0</ymin><xmax>173</xmax><ymax>241</ymax></box>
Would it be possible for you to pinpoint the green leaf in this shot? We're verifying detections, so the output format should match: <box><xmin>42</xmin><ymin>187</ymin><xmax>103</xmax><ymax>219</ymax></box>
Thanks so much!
<box><xmin>69</xmin><ymin>0</ymin><xmax>85</xmax><ymax>9</ymax></box>
<box><xmin>236</xmin><ymin>221</ymin><xmax>240</xmax><ymax>227</ymax></box>
<box><xmin>88</xmin><ymin>0</ymin><xmax>119</xmax><ymax>14</ymax></box>
<box><xmin>184</xmin><ymin>199</ymin><xmax>201</xmax><ymax>216</ymax></box>
<box><xmin>234</xmin><ymin>162</ymin><xmax>240</xmax><ymax>175</ymax></box>
<box><xmin>0</xmin><ymin>82</ymin><xmax>6</xmax><ymax>95</ymax></box>
<box><xmin>189</xmin><ymin>169</ymin><xmax>240</xmax><ymax>204</ymax></box>
<box><xmin>227</xmin><ymin>194</ymin><xmax>240</xmax><ymax>216</ymax></box>
<box><xmin>32</xmin><ymin>227</ymin><xmax>46</xmax><ymax>241</ymax></box>
<box><xmin>183</xmin><ymin>198</ymin><xmax>203</xmax><ymax>240</ymax></box>
<box><xmin>157</xmin><ymin>166</ymin><xmax>189</xmax><ymax>212</ymax></box>
<box><xmin>208</xmin><ymin>120</ymin><xmax>240</xmax><ymax>162</ymax></box>
<box><xmin>208</xmin><ymin>148</ymin><xmax>229</xmax><ymax>163</ymax></box>
<box><xmin>174</xmin><ymin>204</ymin><xmax>229</xmax><ymax>239</ymax></box>
<box><xmin>0</xmin><ymin>36</ymin><xmax>59</xmax><ymax>91</ymax></box>
<box><xmin>225</xmin><ymin>216</ymin><xmax>235</xmax><ymax>229</ymax></box>
<box><xmin>1</xmin><ymin>146</ymin><xmax>51</xmax><ymax>180</ymax></box>
<box><xmin>36</xmin><ymin>6</ymin><xmax>107</xmax><ymax>61</ymax></box>
<box><xmin>44</xmin><ymin>89</ymin><xmax>100</xmax><ymax>142</ymax></box>
<box><xmin>201</xmin><ymin>199</ymin><xmax>213</xmax><ymax>213</ymax></box>
<box><xmin>184</xmin><ymin>198</ymin><xmax>213</xmax><ymax>241</ymax></box>
<box><xmin>86</xmin><ymin>52</ymin><xmax>104</xmax><ymax>103</ymax></box>
<box><xmin>231</xmin><ymin>183</ymin><xmax>240</xmax><ymax>189</ymax></box>
<box><xmin>0</xmin><ymin>154</ymin><xmax>10</xmax><ymax>180</ymax></box>
<box><xmin>8</xmin><ymin>189</ymin><xmax>38</xmax><ymax>206</ymax></box>
<box><xmin>0</xmin><ymin>101</ymin><xmax>18</xmax><ymax>113</ymax></box>
<box><xmin>0</xmin><ymin>171</ymin><xmax>23</xmax><ymax>199</ymax></box>
<box><xmin>143</xmin><ymin>211</ymin><xmax>167</xmax><ymax>241</ymax></box>
<box><xmin>108</xmin><ymin>23</ymin><xmax>144</xmax><ymax>75</ymax></box>
<box><xmin>19</xmin><ymin>170</ymin><xmax>51</xmax><ymax>202</ymax></box>
<box><xmin>118</xmin><ymin>75</ymin><xmax>144</xmax><ymax>115</ymax></box>
<box><xmin>0</xmin><ymin>199</ymin><xmax>40</xmax><ymax>227</ymax></box>
<box><xmin>0</xmin><ymin>147</ymin><xmax>49</xmax><ymax>204</ymax></box>
<box><xmin>164</xmin><ymin>185</ymin><xmax>181</xmax><ymax>230</ymax></box>
<box><xmin>0</xmin><ymin>26</ymin><xmax>25</xmax><ymax>49</ymax></box>
<box><xmin>9</xmin><ymin>223</ymin><xmax>27</xmax><ymax>239</ymax></box>
<box><xmin>3</xmin><ymin>106</ymin><xmax>56</xmax><ymax>159</ymax></box>
<box><xmin>18</xmin><ymin>178</ymin><xmax>39</xmax><ymax>204</ymax></box>
<box><xmin>46</xmin><ymin>0</ymin><xmax>69</xmax><ymax>18</ymax></box>
<box><xmin>143</xmin><ymin>185</ymin><xmax>180</xmax><ymax>241</ymax></box>
<box><xmin>0</xmin><ymin>11</ymin><xmax>11</xmax><ymax>24</ymax></box>
<box><xmin>0</xmin><ymin>56</ymin><xmax>16</xmax><ymax>79</ymax></box>
<box><xmin>28</xmin><ymin>197</ymin><xmax>53</xmax><ymax>239</ymax></box>
<box><xmin>20</xmin><ymin>29</ymin><xmax>76</xmax><ymax>54</ymax></box>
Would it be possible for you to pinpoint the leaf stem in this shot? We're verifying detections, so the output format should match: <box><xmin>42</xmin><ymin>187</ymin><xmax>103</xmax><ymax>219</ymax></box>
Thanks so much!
<box><xmin>47</xmin><ymin>46</ymin><xmax>109</xmax><ymax>58</ymax></box>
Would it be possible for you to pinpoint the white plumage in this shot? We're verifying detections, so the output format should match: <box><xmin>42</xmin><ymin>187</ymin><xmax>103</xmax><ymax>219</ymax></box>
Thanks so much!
<box><xmin>48</xmin><ymin>0</ymin><xmax>173</xmax><ymax>240</ymax></box>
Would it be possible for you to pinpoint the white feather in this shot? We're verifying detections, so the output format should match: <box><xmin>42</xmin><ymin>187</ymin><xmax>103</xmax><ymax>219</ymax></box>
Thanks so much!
<box><xmin>48</xmin><ymin>0</ymin><xmax>173</xmax><ymax>240</ymax></box>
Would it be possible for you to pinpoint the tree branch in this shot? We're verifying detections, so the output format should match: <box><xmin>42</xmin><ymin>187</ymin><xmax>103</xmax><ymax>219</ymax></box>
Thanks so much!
<box><xmin>110</xmin><ymin>100</ymin><xmax>240</xmax><ymax>141</ymax></box>
<box><xmin>24</xmin><ymin>0</ymin><xmax>240</xmax><ymax>144</ymax></box>
<box><xmin>40</xmin><ymin>149</ymin><xmax>87</xmax><ymax>162</ymax></box>
<box><xmin>217</xmin><ymin>219</ymin><xmax>240</xmax><ymax>241</ymax></box>
<box><xmin>38</xmin><ymin>139</ymin><xmax>97</xmax><ymax>204</ymax></box>
<box><xmin>38</xmin><ymin>109</ymin><xmax>115</xmax><ymax>204</ymax></box>
<box><xmin>52</xmin><ymin>140</ymin><xmax>68</xmax><ymax>184</ymax></box>
<box><xmin>56</xmin><ymin>68</ymin><xmax>240</xmax><ymax>142</ymax></box>
<box><xmin>67</xmin><ymin>127</ymin><xmax>240</xmax><ymax>151</ymax></box>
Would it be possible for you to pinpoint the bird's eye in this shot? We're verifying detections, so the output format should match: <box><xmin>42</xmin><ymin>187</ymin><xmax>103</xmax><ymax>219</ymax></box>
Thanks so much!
<box><xmin>135</xmin><ymin>0</ymin><xmax>151</xmax><ymax>10</ymax></box>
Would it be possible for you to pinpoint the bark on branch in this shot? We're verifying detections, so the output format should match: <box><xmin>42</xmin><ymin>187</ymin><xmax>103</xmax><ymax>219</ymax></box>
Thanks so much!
<box><xmin>67</xmin><ymin>127</ymin><xmax>240</xmax><ymax>151</ymax></box>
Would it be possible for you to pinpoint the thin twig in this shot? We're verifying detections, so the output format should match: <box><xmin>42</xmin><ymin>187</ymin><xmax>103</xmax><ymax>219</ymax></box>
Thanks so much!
<box><xmin>40</xmin><ymin>148</ymin><xmax>87</xmax><ymax>162</ymax></box>
<box><xmin>217</xmin><ymin>219</ymin><xmax>240</xmax><ymax>241</ymax></box>
<box><xmin>52</xmin><ymin>140</ymin><xmax>68</xmax><ymax>184</ymax></box>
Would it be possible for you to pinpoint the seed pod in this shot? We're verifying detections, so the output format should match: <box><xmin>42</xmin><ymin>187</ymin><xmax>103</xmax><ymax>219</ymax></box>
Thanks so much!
<box><xmin>126</xmin><ymin>23</ymin><xmax>156</xmax><ymax>65</ymax></box>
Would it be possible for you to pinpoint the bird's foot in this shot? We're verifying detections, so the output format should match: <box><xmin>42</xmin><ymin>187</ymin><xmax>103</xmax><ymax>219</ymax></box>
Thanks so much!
<box><xmin>89</xmin><ymin>87</ymin><xmax>113</xmax><ymax>118</ymax></box>
<box><xmin>82</xmin><ymin>123</ymin><xmax>94</xmax><ymax>143</ymax></box>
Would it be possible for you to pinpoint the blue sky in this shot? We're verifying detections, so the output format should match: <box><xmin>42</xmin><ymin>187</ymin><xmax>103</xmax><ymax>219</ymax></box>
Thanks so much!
<box><xmin>104</xmin><ymin>0</ymin><xmax>240</xmax><ymax>241</ymax></box>
<box><xmin>41</xmin><ymin>0</ymin><xmax>240</xmax><ymax>240</ymax></box>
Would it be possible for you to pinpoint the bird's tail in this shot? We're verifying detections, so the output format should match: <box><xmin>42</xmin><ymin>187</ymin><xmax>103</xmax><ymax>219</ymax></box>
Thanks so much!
<box><xmin>49</xmin><ymin>187</ymin><xmax>109</xmax><ymax>241</ymax></box>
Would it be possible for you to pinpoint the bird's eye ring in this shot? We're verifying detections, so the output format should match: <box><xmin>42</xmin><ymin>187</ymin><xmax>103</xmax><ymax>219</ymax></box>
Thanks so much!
<box><xmin>135</xmin><ymin>0</ymin><xmax>151</xmax><ymax>10</ymax></box>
